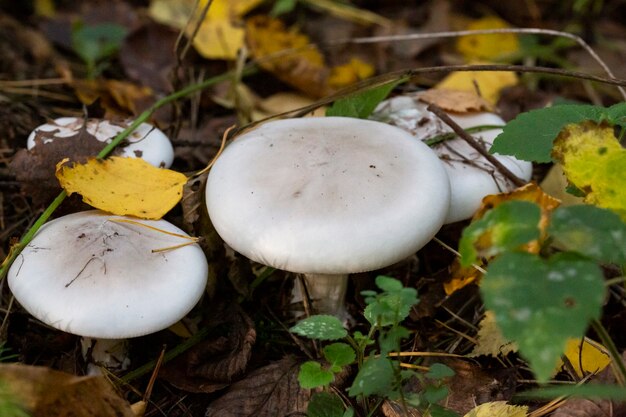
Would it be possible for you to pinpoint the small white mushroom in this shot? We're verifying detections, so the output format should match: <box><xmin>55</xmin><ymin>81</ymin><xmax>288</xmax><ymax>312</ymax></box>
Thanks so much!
<box><xmin>8</xmin><ymin>210</ymin><xmax>208</xmax><ymax>373</ymax></box>
<box><xmin>205</xmin><ymin>117</ymin><xmax>451</xmax><ymax>318</ymax></box>
<box><xmin>371</xmin><ymin>95</ymin><xmax>533</xmax><ymax>223</ymax></box>
<box><xmin>27</xmin><ymin>117</ymin><xmax>175</xmax><ymax>168</ymax></box>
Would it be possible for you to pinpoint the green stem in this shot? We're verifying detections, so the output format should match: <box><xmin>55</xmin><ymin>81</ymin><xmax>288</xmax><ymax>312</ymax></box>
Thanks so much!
<box><xmin>591</xmin><ymin>319</ymin><xmax>626</xmax><ymax>385</ymax></box>
<box><xmin>0</xmin><ymin>65</ymin><xmax>257</xmax><ymax>282</ymax></box>
<box><xmin>120</xmin><ymin>326</ymin><xmax>211</xmax><ymax>383</ymax></box>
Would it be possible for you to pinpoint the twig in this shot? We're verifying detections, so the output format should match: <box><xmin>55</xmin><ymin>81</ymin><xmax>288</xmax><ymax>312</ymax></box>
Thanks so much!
<box><xmin>426</xmin><ymin>103</ymin><xmax>526</xmax><ymax>187</ymax></box>
<box><xmin>334</xmin><ymin>27</ymin><xmax>626</xmax><ymax>100</ymax></box>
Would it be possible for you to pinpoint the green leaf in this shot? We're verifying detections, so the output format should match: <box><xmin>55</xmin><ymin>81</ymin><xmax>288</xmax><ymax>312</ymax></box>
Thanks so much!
<box><xmin>519</xmin><ymin>384</ymin><xmax>626</xmax><ymax>400</ymax></box>
<box><xmin>307</xmin><ymin>392</ymin><xmax>346</xmax><ymax>417</ymax></box>
<box><xmin>375</xmin><ymin>275</ymin><xmax>404</xmax><ymax>292</ymax></box>
<box><xmin>426</xmin><ymin>363</ymin><xmax>455</xmax><ymax>380</ymax></box>
<box><xmin>348</xmin><ymin>356</ymin><xmax>395</xmax><ymax>397</ymax></box>
<box><xmin>549</xmin><ymin>205</ymin><xmax>626</xmax><ymax>265</ymax></box>
<box><xmin>459</xmin><ymin>200</ymin><xmax>541</xmax><ymax>267</ymax></box>
<box><xmin>323</xmin><ymin>343</ymin><xmax>356</xmax><ymax>372</ymax></box>
<box><xmin>71</xmin><ymin>22</ymin><xmax>127</xmax><ymax>69</ymax></box>
<box><xmin>364</xmin><ymin>286</ymin><xmax>418</xmax><ymax>327</ymax></box>
<box><xmin>606</xmin><ymin>101</ymin><xmax>626</xmax><ymax>126</ymax></box>
<box><xmin>428</xmin><ymin>404</ymin><xmax>459</xmax><ymax>417</ymax></box>
<box><xmin>481</xmin><ymin>252</ymin><xmax>605</xmax><ymax>382</ymax></box>
<box><xmin>490</xmin><ymin>104</ymin><xmax>611</xmax><ymax>162</ymax></box>
<box><xmin>290</xmin><ymin>315</ymin><xmax>347</xmax><ymax>340</ymax></box>
<box><xmin>298</xmin><ymin>361</ymin><xmax>334</xmax><ymax>389</ymax></box>
<box><xmin>326</xmin><ymin>80</ymin><xmax>403</xmax><ymax>119</ymax></box>
<box><xmin>422</xmin><ymin>385</ymin><xmax>450</xmax><ymax>405</ymax></box>
<box><xmin>270</xmin><ymin>0</ymin><xmax>298</xmax><ymax>16</ymax></box>
<box><xmin>378</xmin><ymin>325</ymin><xmax>410</xmax><ymax>355</ymax></box>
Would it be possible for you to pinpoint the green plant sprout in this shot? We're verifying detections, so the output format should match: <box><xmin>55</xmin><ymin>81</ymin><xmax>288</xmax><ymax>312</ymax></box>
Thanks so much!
<box><xmin>71</xmin><ymin>21</ymin><xmax>128</xmax><ymax>79</ymax></box>
<box><xmin>291</xmin><ymin>276</ymin><xmax>458</xmax><ymax>417</ymax></box>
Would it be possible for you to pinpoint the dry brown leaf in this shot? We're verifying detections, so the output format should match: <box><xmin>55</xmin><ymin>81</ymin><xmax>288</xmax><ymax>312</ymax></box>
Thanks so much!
<box><xmin>0</xmin><ymin>363</ymin><xmax>133</xmax><ymax>417</ymax></box>
<box><xmin>469</xmin><ymin>311</ymin><xmax>518</xmax><ymax>357</ymax></box>
<box><xmin>160</xmin><ymin>304</ymin><xmax>256</xmax><ymax>393</ymax></box>
<box><xmin>204</xmin><ymin>356</ymin><xmax>311</xmax><ymax>417</ymax></box>
<box><xmin>72</xmin><ymin>79</ymin><xmax>155</xmax><ymax>118</ymax></box>
<box><xmin>417</xmin><ymin>89</ymin><xmax>493</xmax><ymax>113</ymax></box>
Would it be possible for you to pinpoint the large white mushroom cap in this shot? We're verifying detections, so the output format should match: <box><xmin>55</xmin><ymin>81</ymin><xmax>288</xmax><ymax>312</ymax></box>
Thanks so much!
<box><xmin>8</xmin><ymin>211</ymin><xmax>208</xmax><ymax>339</ymax></box>
<box><xmin>206</xmin><ymin>117</ymin><xmax>451</xmax><ymax>275</ymax></box>
<box><xmin>27</xmin><ymin>117</ymin><xmax>175</xmax><ymax>168</ymax></box>
<box><xmin>371</xmin><ymin>95</ymin><xmax>533</xmax><ymax>223</ymax></box>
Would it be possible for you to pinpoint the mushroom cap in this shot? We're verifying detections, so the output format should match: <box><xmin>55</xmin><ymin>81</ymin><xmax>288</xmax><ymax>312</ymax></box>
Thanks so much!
<box><xmin>371</xmin><ymin>96</ymin><xmax>533</xmax><ymax>223</ymax></box>
<box><xmin>8</xmin><ymin>211</ymin><xmax>208</xmax><ymax>339</ymax></box>
<box><xmin>206</xmin><ymin>117</ymin><xmax>451</xmax><ymax>275</ymax></box>
<box><xmin>27</xmin><ymin>117</ymin><xmax>175</xmax><ymax>168</ymax></box>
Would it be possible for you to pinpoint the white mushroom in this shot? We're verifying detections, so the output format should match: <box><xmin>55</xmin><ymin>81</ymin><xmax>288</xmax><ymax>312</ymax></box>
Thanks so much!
<box><xmin>27</xmin><ymin>117</ymin><xmax>175</xmax><ymax>168</ymax></box>
<box><xmin>8</xmin><ymin>210</ymin><xmax>208</xmax><ymax>373</ymax></box>
<box><xmin>371</xmin><ymin>95</ymin><xmax>533</xmax><ymax>223</ymax></box>
<box><xmin>205</xmin><ymin>117</ymin><xmax>451</xmax><ymax>318</ymax></box>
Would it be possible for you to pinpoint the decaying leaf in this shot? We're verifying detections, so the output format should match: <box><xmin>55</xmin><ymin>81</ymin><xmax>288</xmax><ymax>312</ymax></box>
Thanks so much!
<box><xmin>552</xmin><ymin>122</ymin><xmax>626</xmax><ymax>221</ymax></box>
<box><xmin>417</xmin><ymin>88</ymin><xmax>493</xmax><ymax>113</ymax></box>
<box><xmin>463</xmin><ymin>401</ymin><xmax>528</xmax><ymax>417</ymax></box>
<box><xmin>0</xmin><ymin>363</ymin><xmax>133</xmax><ymax>417</ymax></box>
<box><xmin>10</xmin><ymin>128</ymin><xmax>107</xmax><ymax>205</ymax></box>
<box><xmin>540</xmin><ymin>163</ymin><xmax>585</xmax><ymax>206</ymax></box>
<box><xmin>160</xmin><ymin>304</ymin><xmax>256</xmax><ymax>393</ymax></box>
<box><xmin>205</xmin><ymin>356</ymin><xmax>312</xmax><ymax>417</ymax></box>
<box><xmin>444</xmin><ymin>183</ymin><xmax>560</xmax><ymax>295</ymax></box>
<box><xmin>72</xmin><ymin>79</ymin><xmax>155</xmax><ymax>118</ymax></box>
<box><xmin>435</xmin><ymin>69</ymin><xmax>518</xmax><ymax>106</ymax></box>
<box><xmin>470</xmin><ymin>311</ymin><xmax>518</xmax><ymax>357</ymax></box>
<box><xmin>560</xmin><ymin>338</ymin><xmax>611</xmax><ymax>378</ymax></box>
<box><xmin>456</xmin><ymin>16</ymin><xmax>520</xmax><ymax>62</ymax></box>
<box><xmin>55</xmin><ymin>156</ymin><xmax>187</xmax><ymax>219</ymax></box>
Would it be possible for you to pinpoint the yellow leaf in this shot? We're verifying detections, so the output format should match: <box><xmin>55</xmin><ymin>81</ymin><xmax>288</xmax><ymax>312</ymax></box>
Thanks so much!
<box><xmin>56</xmin><ymin>157</ymin><xmax>187</xmax><ymax>220</ymax></box>
<box><xmin>457</xmin><ymin>16</ymin><xmax>520</xmax><ymax>62</ymax></box>
<box><xmin>469</xmin><ymin>311</ymin><xmax>518</xmax><ymax>357</ymax></box>
<box><xmin>560</xmin><ymin>338</ymin><xmax>611</xmax><ymax>377</ymax></box>
<box><xmin>435</xmin><ymin>69</ymin><xmax>518</xmax><ymax>105</ymax></box>
<box><xmin>552</xmin><ymin>122</ymin><xmax>626</xmax><ymax>221</ymax></box>
<box><xmin>417</xmin><ymin>89</ymin><xmax>493</xmax><ymax>113</ymax></box>
<box><xmin>328</xmin><ymin>57</ymin><xmax>374</xmax><ymax>89</ymax></box>
<box><xmin>464</xmin><ymin>401</ymin><xmax>528</xmax><ymax>417</ymax></box>
<box><xmin>148</xmin><ymin>0</ymin><xmax>263</xmax><ymax>60</ymax></box>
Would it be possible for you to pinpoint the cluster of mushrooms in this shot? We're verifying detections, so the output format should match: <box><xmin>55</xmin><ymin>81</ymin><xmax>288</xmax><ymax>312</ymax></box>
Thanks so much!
<box><xmin>7</xmin><ymin>93</ymin><xmax>532</xmax><ymax>373</ymax></box>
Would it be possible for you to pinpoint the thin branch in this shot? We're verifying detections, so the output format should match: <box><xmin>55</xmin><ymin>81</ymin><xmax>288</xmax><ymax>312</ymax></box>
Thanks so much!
<box><xmin>426</xmin><ymin>103</ymin><xmax>526</xmax><ymax>187</ymax></box>
<box><xmin>331</xmin><ymin>27</ymin><xmax>626</xmax><ymax>100</ymax></box>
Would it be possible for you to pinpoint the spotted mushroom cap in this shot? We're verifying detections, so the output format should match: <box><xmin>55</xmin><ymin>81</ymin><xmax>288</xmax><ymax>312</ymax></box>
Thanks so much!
<box><xmin>27</xmin><ymin>117</ymin><xmax>175</xmax><ymax>168</ymax></box>
<box><xmin>205</xmin><ymin>117</ymin><xmax>451</xmax><ymax>275</ymax></box>
<box><xmin>371</xmin><ymin>95</ymin><xmax>533</xmax><ymax>223</ymax></box>
<box><xmin>8</xmin><ymin>211</ymin><xmax>208</xmax><ymax>339</ymax></box>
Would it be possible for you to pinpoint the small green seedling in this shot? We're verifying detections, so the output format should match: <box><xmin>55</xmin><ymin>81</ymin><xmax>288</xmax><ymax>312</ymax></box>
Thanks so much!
<box><xmin>71</xmin><ymin>21</ymin><xmax>128</xmax><ymax>79</ymax></box>
<box><xmin>291</xmin><ymin>276</ymin><xmax>457</xmax><ymax>417</ymax></box>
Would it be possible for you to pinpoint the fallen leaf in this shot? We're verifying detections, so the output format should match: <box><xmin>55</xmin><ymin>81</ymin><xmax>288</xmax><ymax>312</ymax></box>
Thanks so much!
<box><xmin>560</xmin><ymin>338</ymin><xmax>611</xmax><ymax>378</ymax></box>
<box><xmin>72</xmin><ymin>79</ymin><xmax>155</xmax><ymax>118</ymax></box>
<box><xmin>435</xmin><ymin>69</ymin><xmax>518</xmax><ymax>106</ymax></box>
<box><xmin>552</xmin><ymin>122</ymin><xmax>626</xmax><ymax>221</ymax></box>
<box><xmin>469</xmin><ymin>311</ymin><xmax>518</xmax><ymax>357</ymax></box>
<box><xmin>463</xmin><ymin>401</ymin><xmax>528</xmax><ymax>417</ymax></box>
<box><xmin>417</xmin><ymin>88</ymin><xmax>493</xmax><ymax>113</ymax></box>
<box><xmin>0</xmin><ymin>363</ymin><xmax>133</xmax><ymax>417</ymax></box>
<box><xmin>205</xmin><ymin>356</ymin><xmax>312</xmax><ymax>417</ymax></box>
<box><xmin>540</xmin><ymin>163</ymin><xmax>585</xmax><ymax>206</ymax></box>
<box><xmin>160</xmin><ymin>304</ymin><xmax>256</xmax><ymax>393</ymax></box>
<box><xmin>10</xmin><ymin>129</ymin><xmax>107</xmax><ymax>205</ymax></box>
<box><xmin>456</xmin><ymin>16</ymin><xmax>520</xmax><ymax>62</ymax></box>
<box><xmin>55</xmin><ymin>156</ymin><xmax>187</xmax><ymax>219</ymax></box>
<box><xmin>327</xmin><ymin>57</ymin><xmax>375</xmax><ymax>89</ymax></box>
<box><xmin>149</xmin><ymin>0</ymin><xmax>262</xmax><ymax>60</ymax></box>
<box><xmin>256</xmin><ymin>92</ymin><xmax>326</xmax><ymax>118</ymax></box>
<box><xmin>246</xmin><ymin>16</ymin><xmax>330</xmax><ymax>98</ymax></box>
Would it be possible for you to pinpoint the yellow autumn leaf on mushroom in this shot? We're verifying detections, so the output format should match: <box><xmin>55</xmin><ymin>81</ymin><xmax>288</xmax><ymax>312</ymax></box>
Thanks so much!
<box><xmin>457</xmin><ymin>16</ymin><xmax>520</xmax><ymax>62</ymax></box>
<box><xmin>552</xmin><ymin>122</ymin><xmax>626</xmax><ymax>221</ymax></box>
<box><xmin>56</xmin><ymin>157</ymin><xmax>187</xmax><ymax>220</ymax></box>
<box><xmin>464</xmin><ymin>401</ymin><xmax>528</xmax><ymax>417</ymax></box>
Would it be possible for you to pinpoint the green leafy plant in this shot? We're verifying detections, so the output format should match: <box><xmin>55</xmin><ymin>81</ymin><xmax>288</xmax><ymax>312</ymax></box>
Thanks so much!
<box><xmin>291</xmin><ymin>276</ymin><xmax>457</xmax><ymax>417</ymax></box>
<box><xmin>71</xmin><ymin>21</ymin><xmax>128</xmax><ymax>79</ymax></box>
<box><xmin>460</xmin><ymin>201</ymin><xmax>626</xmax><ymax>383</ymax></box>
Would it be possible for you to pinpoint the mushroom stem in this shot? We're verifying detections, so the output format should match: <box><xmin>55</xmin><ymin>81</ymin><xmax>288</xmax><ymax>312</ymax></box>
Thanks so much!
<box><xmin>293</xmin><ymin>273</ymin><xmax>349</xmax><ymax>320</ymax></box>
<box><xmin>81</xmin><ymin>337</ymin><xmax>130</xmax><ymax>375</ymax></box>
